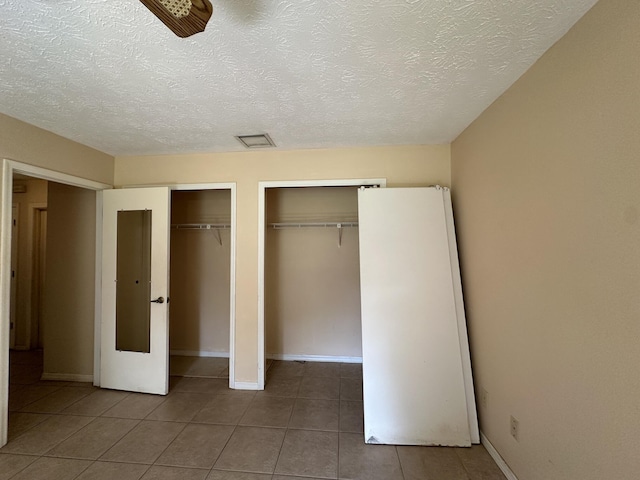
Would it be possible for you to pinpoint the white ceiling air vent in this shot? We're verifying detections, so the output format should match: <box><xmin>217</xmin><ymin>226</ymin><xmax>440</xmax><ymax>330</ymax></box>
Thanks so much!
<box><xmin>235</xmin><ymin>134</ymin><xmax>276</xmax><ymax>149</ymax></box>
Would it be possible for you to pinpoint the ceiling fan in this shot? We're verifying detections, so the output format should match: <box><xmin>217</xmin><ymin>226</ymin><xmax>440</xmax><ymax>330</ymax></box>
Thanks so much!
<box><xmin>139</xmin><ymin>0</ymin><xmax>213</xmax><ymax>38</ymax></box>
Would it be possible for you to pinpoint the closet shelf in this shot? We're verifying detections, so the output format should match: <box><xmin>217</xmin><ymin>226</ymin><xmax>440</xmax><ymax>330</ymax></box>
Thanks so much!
<box><xmin>268</xmin><ymin>222</ymin><xmax>358</xmax><ymax>229</ymax></box>
<box><xmin>171</xmin><ymin>223</ymin><xmax>230</xmax><ymax>230</ymax></box>
<box><xmin>268</xmin><ymin>222</ymin><xmax>357</xmax><ymax>247</ymax></box>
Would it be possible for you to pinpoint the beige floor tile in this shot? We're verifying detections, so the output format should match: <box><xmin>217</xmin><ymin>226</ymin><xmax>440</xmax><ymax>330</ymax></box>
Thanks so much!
<box><xmin>100</xmin><ymin>420</ymin><xmax>186</xmax><ymax>464</ymax></box>
<box><xmin>272</xmin><ymin>476</ymin><xmax>327</xmax><ymax>480</ymax></box>
<box><xmin>140</xmin><ymin>465</ymin><xmax>209</xmax><ymax>480</ymax></box>
<box><xmin>304</xmin><ymin>362</ymin><xmax>341</xmax><ymax>377</ymax></box>
<box><xmin>156</xmin><ymin>423</ymin><xmax>234</xmax><ymax>469</ymax></box>
<box><xmin>275</xmin><ymin>429</ymin><xmax>338</xmax><ymax>478</ymax></box>
<box><xmin>171</xmin><ymin>377</ymin><xmax>229</xmax><ymax>394</ymax></box>
<box><xmin>46</xmin><ymin>417</ymin><xmax>139</xmax><ymax>460</ymax></box>
<box><xmin>214</xmin><ymin>426</ymin><xmax>285</xmax><ymax>474</ymax></box>
<box><xmin>146</xmin><ymin>393</ymin><xmax>210</xmax><ymax>422</ymax></box>
<box><xmin>298</xmin><ymin>376</ymin><xmax>340</xmax><ymax>400</ymax></box>
<box><xmin>338</xmin><ymin>432</ymin><xmax>403</xmax><ymax>480</ymax></box>
<box><xmin>7</xmin><ymin>412</ymin><xmax>50</xmax><ymax>441</ymax></box>
<box><xmin>0</xmin><ymin>453</ymin><xmax>38</xmax><ymax>480</ymax></box>
<box><xmin>8</xmin><ymin>385</ymin><xmax>61</xmax><ymax>411</ymax></box>
<box><xmin>192</xmin><ymin>394</ymin><xmax>253</xmax><ymax>425</ymax></box>
<box><xmin>398</xmin><ymin>446</ymin><xmax>470</xmax><ymax>480</ymax></box>
<box><xmin>339</xmin><ymin>401</ymin><xmax>364</xmax><ymax>433</ymax></box>
<box><xmin>10</xmin><ymin>456</ymin><xmax>91</xmax><ymax>480</ymax></box>
<box><xmin>456</xmin><ymin>445</ymin><xmax>508</xmax><ymax>480</ymax></box>
<box><xmin>289</xmin><ymin>398</ymin><xmax>339</xmax><ymax>431</ymax></box>
<box><xmin>74</xmin><ymin>461</ymin><xmax>149</xmax><ymax>480</ymax></box>
<box><xmin>0</xmin><ymin>414</ymin><xmax>94</xmax><ymax>455</ymax></box>
<box><xmin>259</xmin><ymin>375</ymin><xmax>301</xmax><ymax>397</ymax></box>
<box><xmin>265</xmin><ymin>360</ymin><xmax>305</xmax><ymax>377</ymax></box>
<box><xmin>340</xmin><ymin>363</ymin><xmax>363</xmax><ymax>378</ymax></box>
<box><xmin>207</xmin><ymin>472</ymin><xmax>271</xmax><ymax>480</ymax></box>
<box><xmin>102</xmin><ymin>392</ymin><xmax>167</xmax><ymax>419</ymax></box>
<box><xmin>339</xmin><ymin>377</ymin><xmax>363</xmax><ymax>401</ymax></box>
<box><xmin>239</xmin><ymin>396</ymin><xmax>294</xmax><ymax>428</ymax></box>
<box><xmin>62</xmin><ymin>389</ymin><xmax>130</xmax><ymax>416</ymax></box>
<box><xmin>19</xmin><ymin>386</ymin><xmax>95</xmax><ymax>413</ymax></box>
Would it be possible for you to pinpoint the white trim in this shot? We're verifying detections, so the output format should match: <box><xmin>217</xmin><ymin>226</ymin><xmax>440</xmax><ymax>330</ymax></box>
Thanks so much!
<box><xmin>233</xmin><ymin>381</ymin><xmax>259</xmax><ymax>390</ymax></box>
<box><xmin>267</xmin><ymin>353</ymin><xmax>362</xmax><ymax>363</ymax></box>
<box><xmin>257</xmin><ymin>178</ymin><xmax>387</xmax><ymax>390</ymax></box>
<box><xmin>1</xmin><ymin>161</ymin><xmax>12</xmax><ymax>447</ymax></box>
<box><xmin>41</xmin><ymin>373</ymin><xmax>94</xmax><ymax>383</ymax></box>
<box><xmin>127</xmin><ymin>182</ymin><xmax>237</xmax><ymax>389</ymax></box>
<box><xmin>9</xmin><ymin>162</ymin><xmax>111</xmax><ymax>191</ymax></box>
<box><xmin>170</xmin><ymin>350</ymin><xmax>230</xmax><ymax>358</ymax></box>
<box><xmin>481</xmin><ymin>432</ymin><xmax>519</xmax><ymax>480</ymax></box>
<box><xmin>9</xmin><ymin>204</ymin><xmax>18</xmax><ymax>349</ymax></box>
<box><xmin>1</xmin><ymin>158</ymin><xmax>112</xmax><ymax>448</ymax></box>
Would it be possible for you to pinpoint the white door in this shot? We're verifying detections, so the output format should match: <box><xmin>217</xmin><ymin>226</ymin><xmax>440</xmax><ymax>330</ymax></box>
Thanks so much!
<box><xmin>9</xmin><ymin>205</ymin><xmax>18</xmax><ymax>349</ymax></box>
<box><xmin>101</xmin><ymin>187</ymin><xmax>170</xmax><ymax>395</ymax></box>
<box><xmin>358</xmin><ymin>186</ymin><xmax>475</xmax><ymax>446</ymax></box>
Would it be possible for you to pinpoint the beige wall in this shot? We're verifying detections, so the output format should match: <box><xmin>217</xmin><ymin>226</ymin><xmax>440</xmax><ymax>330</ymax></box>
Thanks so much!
<box><xmin>451</xmin><ymin>0</ymin><xmax>640</xmax><ymax>478</ymax></box>
<box><xmin>11</xmin><ymin>178</ymin><xmax>48</xmax><ymax>348</ymax></box>
<box><xmin>0</xmin><ymin>113</ymin><xmax>113</xmax><ymax>184</ymax></box>
<box><xmin>42</xmin><ymin>183</ymin><xmax>97</xmax><ymax>377</ymax></box>
<box><xmin>170</xmin><ymin>190</ymin><xmax>231</xmax><ymax>354</ymax></box>
<box><xmin>115</xmin><ymin>145</ymin><xmax>450</xmax><ymax>381</ymax></box>
<box><xmin>266</xmin><ymin>187</ymin><xmax>362</xmax><ymax>359</ymax></box>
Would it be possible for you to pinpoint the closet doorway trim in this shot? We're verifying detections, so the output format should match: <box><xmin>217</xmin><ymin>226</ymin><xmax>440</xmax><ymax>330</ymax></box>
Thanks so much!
<box><xmin>257</xmin><ymin>178</ymin><xmax>386</xmax><ymax>390</ymax></box>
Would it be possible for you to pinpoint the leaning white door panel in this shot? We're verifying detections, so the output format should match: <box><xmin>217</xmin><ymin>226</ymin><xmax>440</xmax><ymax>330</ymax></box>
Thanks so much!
<box><xmin>101</xmin><ymin>187</ymin><xmax>170</xmax><ymax>395</ymax></box>
<box><xmin>358</xmin><ymin>187</ymin><xmax>471</xmax><ymax>446</ymax></box>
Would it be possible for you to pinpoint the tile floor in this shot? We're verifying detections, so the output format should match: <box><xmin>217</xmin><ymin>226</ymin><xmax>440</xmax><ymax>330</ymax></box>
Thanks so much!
<box><xmin>3</xmin><ymin>350</ymin><xmax>507</xmax><ymax>480</ymax></box>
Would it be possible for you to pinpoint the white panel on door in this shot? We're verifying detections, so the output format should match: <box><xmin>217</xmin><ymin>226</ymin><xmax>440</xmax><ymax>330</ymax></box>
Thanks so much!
<box><xmin>358</xmin><ymin>186</ymin><xmax>474</xmax><ymax>446</ymax></box>
<box><xmin>101</xmin><ymin>187</ymin><xmax>170</xmax><ymax>395</ymax></box>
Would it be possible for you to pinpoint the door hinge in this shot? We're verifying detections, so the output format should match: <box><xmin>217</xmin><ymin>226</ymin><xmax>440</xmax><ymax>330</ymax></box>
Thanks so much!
<box><xmin>10</xmin><ymin>322</ymin><xmax>14</xmax><ymax>329</ymax></box>
<box><xmin>12</xmin><ymin>270</ymin><xmax>15</xmax><ymax>278</ymax></box>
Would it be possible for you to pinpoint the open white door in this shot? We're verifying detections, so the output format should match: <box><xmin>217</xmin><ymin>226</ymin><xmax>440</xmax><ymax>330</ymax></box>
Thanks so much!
<box><xmin>101</xmin><ymin>187</ymin><xmax>170</xmax><ymax>395</ymax></box>
<box><xmin>358</xmin><ymin>186</ymin><xmax>477</xmax><ymax>446</ymax></box>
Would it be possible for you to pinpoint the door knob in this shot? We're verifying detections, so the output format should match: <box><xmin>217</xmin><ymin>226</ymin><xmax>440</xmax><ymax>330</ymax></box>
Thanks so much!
<box><xmin>151</xmin><ymin>297</ymin><xmax>165</xmax><ymax>304</ymax></box>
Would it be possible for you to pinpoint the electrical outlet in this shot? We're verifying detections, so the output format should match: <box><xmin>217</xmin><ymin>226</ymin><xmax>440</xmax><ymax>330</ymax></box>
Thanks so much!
<box><xmin>510</xmin><ymin>415</ymin><xmax>519</xmax><ymax>441</ymax></box>
<box><xmin>480</xmin><ymin>388</ymin><xmax>488</xmax><ymax>408</ymax></box>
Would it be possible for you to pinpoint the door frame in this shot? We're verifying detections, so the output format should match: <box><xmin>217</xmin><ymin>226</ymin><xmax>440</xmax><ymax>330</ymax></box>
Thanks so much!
<box><xmin>9</xmin><ymin>204</ymin><xmax>18</xmax><ymax>350</ymax></box>
<box><xmin>122</xmin><ymin>182</ymin><xmax>238</xmax><ymax>389</ymax></box>
<box><xmin>0</xmin><ymin>158</ymin><xmax>111</xmax><ymax>447</ymax></box>
<box><xmin>257</xmin><ymin>178</ymin><xmax>386</xmax><ymax>389</ymax></box>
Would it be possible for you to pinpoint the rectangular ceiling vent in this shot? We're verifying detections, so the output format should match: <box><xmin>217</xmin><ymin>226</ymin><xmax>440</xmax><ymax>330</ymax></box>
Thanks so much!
<box><xmin>235</xmin><ymin>133</ymin><xmax>276</xmax><ymax>149</ymax></box>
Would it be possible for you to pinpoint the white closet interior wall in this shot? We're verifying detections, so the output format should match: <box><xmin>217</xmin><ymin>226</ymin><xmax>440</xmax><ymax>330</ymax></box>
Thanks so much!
<box><xmin>266</xmin><ymin>187</ymin><xmax>362</xmax><ymax>361</ymax></box>
<box><xmin>170</xmin><ymin>190</ymin><xmax>231</xmax><ymax>356</ymax></box>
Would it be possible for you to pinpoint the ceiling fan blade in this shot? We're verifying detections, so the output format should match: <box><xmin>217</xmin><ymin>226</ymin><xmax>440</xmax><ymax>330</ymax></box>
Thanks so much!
<box><xmin>139</xmin><ymin>0</ymin><xmax>213</xmax><ymax>38</ymax></box>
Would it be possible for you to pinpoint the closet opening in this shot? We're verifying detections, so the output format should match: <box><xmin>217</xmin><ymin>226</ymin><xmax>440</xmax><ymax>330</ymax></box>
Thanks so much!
<box><xmin>258</xmin><ymin>178</ymin><xmax>386</xmax><ymax>389</ymax></box>
<box><xmin>169</xmin><ymin>188</ymin><xmax>233</xmax><ymax>383</ymax></box>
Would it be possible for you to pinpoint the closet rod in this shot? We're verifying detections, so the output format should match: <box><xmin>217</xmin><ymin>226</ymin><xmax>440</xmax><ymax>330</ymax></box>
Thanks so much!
<box><xmin>268</xmin><ymin>222</ymin><xmax>358</xmax><ymax>229</ymax></box>
<box><xmin>171</xmin><ymin>223</ymin><xmax>231</xmax><ymax>230</ymax></box>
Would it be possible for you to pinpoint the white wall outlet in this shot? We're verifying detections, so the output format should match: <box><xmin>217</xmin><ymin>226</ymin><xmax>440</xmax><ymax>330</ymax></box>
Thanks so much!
<box><xmin>510</xmin><ymin>415</ymin><xmax>519</xmax><ymax>441</ymax></box>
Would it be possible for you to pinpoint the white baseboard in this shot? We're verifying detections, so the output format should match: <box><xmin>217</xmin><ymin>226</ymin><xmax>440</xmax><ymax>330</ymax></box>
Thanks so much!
<box><xmin>233</xmin><ymin>381</ymin><xmax>259</xmax><ymax>390</ymax></box>
<box><xmin>170</xmin><ymin>350</ymin><xmax>230</xmax><ymax>358</ymax></box>
<box><xmin>480</xmin><ymin>432</ymin><xmax>519</xmax><ymax>480</ymax></box>
<box><xmin>267</xmin><ymin>353</ymin><xmax>362</xmax><ymax>363</ymax></box>
<box><xmin>41</xmin><ymin>373</ymin><xmax>93</xmax><ymax>383</ymax></box>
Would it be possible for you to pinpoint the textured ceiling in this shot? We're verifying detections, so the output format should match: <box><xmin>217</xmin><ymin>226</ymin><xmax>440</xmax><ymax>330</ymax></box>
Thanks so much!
<box><xmin>0</xmin><ymin>0</ymin><xmax>598</xmax><ymax>156</ymax></box>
